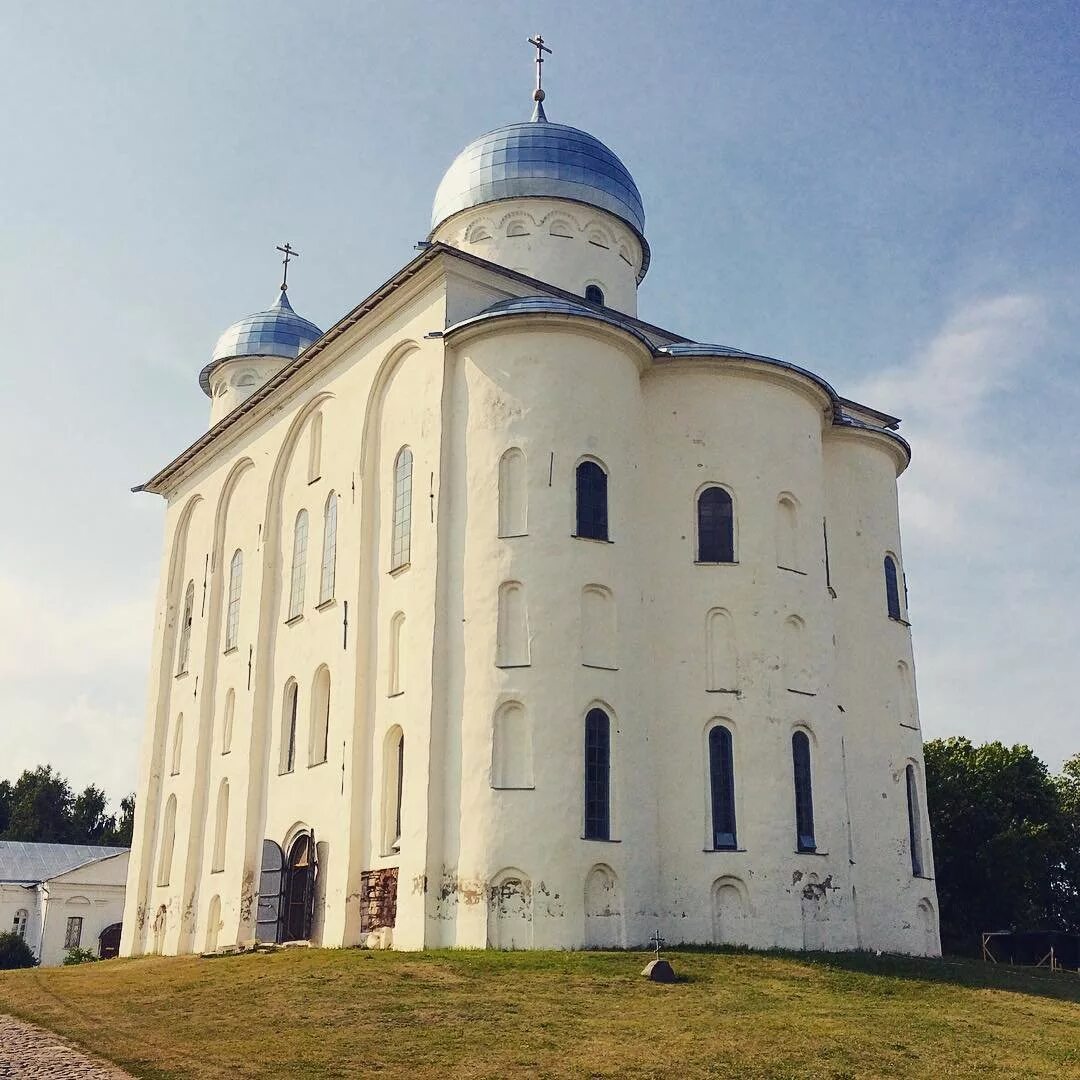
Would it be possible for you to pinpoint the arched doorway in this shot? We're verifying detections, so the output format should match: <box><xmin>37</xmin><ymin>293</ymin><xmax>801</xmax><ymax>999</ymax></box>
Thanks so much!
<box><xmin>283</xmin><ymin>832</ymin><xmax>316</xmax><ymax>942</ymax></box>
<box><xmin>98</xmin><ymin>923</ymin><xmax>122</xmax><ymax>959</ymax></box>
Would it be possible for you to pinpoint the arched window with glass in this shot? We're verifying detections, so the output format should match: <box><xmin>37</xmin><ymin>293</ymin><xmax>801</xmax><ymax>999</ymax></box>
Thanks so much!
<box><xmin>584</xmin><ymin>707</ymin><xmax>611</xmax><ymax>840</ymax></box>
<box><xmin>906</xmin><ymin>763</ymin><xmax>924</xmax><ymax>876</ymax></box>
<box><xmin>584</xmin><ymin>284</ymin><xmax>605</xmax><ymax>305</ymax></box>
<box><xmin>884</xmin><ymin>555</ymin><xmax>902</xmax><ymax>621</ymax></box>
<box><xmin>697</xmin><ymin>487</ymin><xmax>734</xmax><ymax>563</ymax></box>
<box><xmin>176</xmin><ymin>580</ymin><xmax>195</xmax><ymax>674</ymax></box>
<box><xmin>319</xmin><ymin>492</ymin><xmax>338</xmax><ymax>604</ymax></box>
<box><xmin>225</xmin><ymin>549</ymin><xmax>242</xmax><ymax>651</ymax></box>
<box><xmin>708</xmin><ymin>725</ymin><xmax>737</xmax><ymax>850</ymax></box>
<box><xmin>792</xmin><ymin>731</ymin><xmax>816</xmax><ymax>853</ymax></box>
<box><xmin>575</xmin><ymin>460</ymin><xmax>609</xmax><ymax>541</ymax></box>
<box><xmin>280</xmin><ymin>679</ymin><xmax>298</xmax><ymax>774</ymax></box>
<box><xmin>391</xmin><ymin>447</ymin><xmax>413</xmax><ymax>570</ymax></box>
<box><xmin>288</xmin><ymin>511</ymin><xmax>309</xmax><ymax>619</ymax></box>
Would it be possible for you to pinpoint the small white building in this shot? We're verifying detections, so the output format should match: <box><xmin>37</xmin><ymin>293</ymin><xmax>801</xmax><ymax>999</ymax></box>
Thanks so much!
<box><xmin>1</xmin><ymin>842</ymin><xmax>129</xmax><ymax>966</ymax></box>
<box><xmin>122</xmin><ymin>58</ymin><xmax>940</xmax><ymax>959</ymax></box>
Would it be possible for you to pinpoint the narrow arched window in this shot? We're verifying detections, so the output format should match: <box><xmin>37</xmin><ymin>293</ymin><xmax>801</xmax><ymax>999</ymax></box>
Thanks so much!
<box><xmin>382</xmin><ymin>727</ymin><xmax>404</xmax><ymax>854</ymax></box>
<box><xmin>225</xmin><ymin>549</ymin><xmax>242</xmax><ymax>651</ymax></box>
<box><xmin>12</xmin><ymin>909</ymin><xmax>28</xmax><ymax>939</ymax></box>
<box><xmin>576</xmin><ymin>460</ymin><xmax>608</xmax><ymax>541</ymax></box>
<box><xmin>288</xmin><ymin>510</ymin><xmax>309</xmax><ymax>619</ymax></box>
<box><xmin>307</xmin><ymin>412</ymin><xmax>323</xmax><ymax>483</ymax></box>
<box><xmin>310</xmin><ymin>666</ymin><xmax>330</xmax><ymax>766</ymax></box>
<box><xmin>585</xmin><ymin>284</ymin><xmax>605</xmax><ymax>305</ymax></box>
<box><xmin>170</xmin><ymin>714</ymin><xmax>183</xmax><ymax>776</ymax></box>
<box><xmin>211</xmin><ymin>780</ymin><xmax>229</xmax><ymax>873</ymax></box>
<box><xmin>280</xmin><ymin>679</ymin><xmax>298</xmax><ymax>774</ymax></box>
<box><xmin>884</xmin><ymin>555</ymin><xmax>902</xmax><ymax>620</ymax></box>
<box><xmin>388</xmin><ymin>611</ymin><xmax>405</xmax><ymax>695</ymax></box>
<box><xmin>792</xmin><ymin>731</ymin><xmax>816</xmax><ymax>853</ymax></box>
<box><xmin>906</xmin><ymin>764</ymin><xmax>924</xmax><ymax>876</ymax></box>
<box><xmin>496</xmin><ymin>582</ymin><xmax>530</xmax><ymax>667</ymax></box>
<box><xmin>776</xmin><ymin>495</ymin><xmax>799</xmax><ymax>571</ymax></box>
<box><xmin>581</xmin><ymin>586</ymin><xmax>616</xmax><ymax>669</ymax></box>
<box><xmin>319</xmin><ymin>493</ymin><xmax>337</xmax><ymax>604</ymax></box>
<box><xmin>709</xmin><ymin>726</ymin><xmax>737</xmax><ymax>850</ymax></box>
<box><xmin>706</xmin><ymin>608</ymin><xmax>737</xmax><ymax>691</ymax></box>
<box><xmin>222</xmin><ymin>688</ymin><xmax>235</xmax><ymax>754</ymax></box>
<box><xmin>177</xmin><ymin>580</ymin><xmax>195</xmax><ymax>674</ymax></box>
<box><xmin>391</xmin><ymin>447</ymin><xmax>413</xmax><ymax>570</ymax></box>
<box><xmin>584</xmin><ymin>708</ymin><xmax>611</xmax><ymax>840</ymax></box>
<box><xmin>498</xmin><ymin>447</ymin><xmax>527</xmax><ymax>537</ymax></box>
<box><xmin>491</xmin><ymin>701</ymin><xmax>533</xmax><ymax>789</ymax></box>
<box><xmin>157</xmin><ymin>794</ymin><xmax>177</xmax><ymax>887</ymax></box>
<box><xmin>697</xmin><ymin>487</ymin><xmax>734</xmax><ymax>563</ymax></box>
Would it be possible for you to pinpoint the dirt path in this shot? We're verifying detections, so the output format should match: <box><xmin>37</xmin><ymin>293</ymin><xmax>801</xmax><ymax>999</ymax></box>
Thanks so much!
<box><xmin>0</xmin><ymin>1013</ymin><xmax>134</xmax><ymax>1079</ymax></box>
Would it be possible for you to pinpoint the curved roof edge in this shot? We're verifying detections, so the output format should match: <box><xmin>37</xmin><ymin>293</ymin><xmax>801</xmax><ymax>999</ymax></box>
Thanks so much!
<box><xmin>445</xmin><ymin>294</ymin><xmax>657</xmax><ymax>352</ymax></box>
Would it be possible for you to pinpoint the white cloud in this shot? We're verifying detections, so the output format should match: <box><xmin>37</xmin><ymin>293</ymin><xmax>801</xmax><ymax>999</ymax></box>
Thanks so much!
<box><xmin>854</xmin><ymin>292</ymin><xmax>1047</xmax><ymax>549</ymax></box>
<box><xmin>852</xmin><ymin>291</ymin><xmax>1077</xmax><ymax>771</ymax></box>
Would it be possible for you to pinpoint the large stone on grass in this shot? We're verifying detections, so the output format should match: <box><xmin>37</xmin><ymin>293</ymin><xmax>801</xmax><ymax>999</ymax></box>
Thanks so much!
<box><xmin>641</xmin><ymin>958</ymin><xmax>676</xmax><ymax>982</ymax></box>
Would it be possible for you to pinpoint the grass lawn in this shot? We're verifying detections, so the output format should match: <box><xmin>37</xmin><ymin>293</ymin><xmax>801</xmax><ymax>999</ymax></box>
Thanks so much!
<box><xmin>1</xmin><ymin>947</ymin><xmax>1078</xmax><ymax>1079</ymax></box>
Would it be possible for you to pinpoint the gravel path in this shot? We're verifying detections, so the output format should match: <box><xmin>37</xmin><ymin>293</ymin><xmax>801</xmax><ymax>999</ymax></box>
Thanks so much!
<box><xmin>0</xmin><ymin>1014</ymin><xmax>134</xmax><ymax>1079</ymax></box>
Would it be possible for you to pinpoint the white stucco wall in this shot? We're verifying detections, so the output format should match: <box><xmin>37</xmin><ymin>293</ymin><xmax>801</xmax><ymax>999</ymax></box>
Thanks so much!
<box><xmin>431</xmin><ymin>197</ymin><xmax>644</xmax><ymax>316</ymax></box>
<box><xmin>122</xmin><ymin>245</ymin><xmax>939</xmax><ymax>960</ymax></box>
<box><xmin>3</xmin><ymin>853</ymin><xmax>129</xmax><ymax>967</ymax></box>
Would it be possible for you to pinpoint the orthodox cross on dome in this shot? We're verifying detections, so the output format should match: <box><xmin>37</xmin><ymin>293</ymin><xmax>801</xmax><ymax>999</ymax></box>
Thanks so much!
<box><xmin>276</xmin><ymin>242</ymin><xmax>299</xmax><ymax>292</ymax></box>
<box><xmin>528</xmin><ymin>33</ymin><xmax>551</xmax><ymax>120</ymax></box>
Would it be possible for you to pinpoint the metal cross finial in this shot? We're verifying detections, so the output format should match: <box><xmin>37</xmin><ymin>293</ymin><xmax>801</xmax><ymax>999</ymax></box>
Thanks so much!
<box><xmin>528</xmin><ymin>33</ymin><xmax>551</xmax><ymax>99</ymax></box>
<box><xmin>652</xmin><ymin>929</ymin><xmax>665</xmax><ymax>960</ymax></box>
<box><xmin>276</xmin><ymin>242</ymin><xmax>300</xmax><ymax>292</ymax></box>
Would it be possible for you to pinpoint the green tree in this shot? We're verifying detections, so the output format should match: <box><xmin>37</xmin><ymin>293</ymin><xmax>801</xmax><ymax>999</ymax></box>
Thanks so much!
<box><xmin>2</xmin><ymin>766</ymin><xmax>73</xmax><ymax>842</ymax></box>
<box><xmin>0</xmin><ymin>780</ymin><xmax>12</xmax><ymax>835</ymax></box>
<box><xmin>924</xmin><ymin>738</ymin><xmax>1075</xmax><ymax>954</ymax></box>
<box><xmin>70</xmin><ymin>784</ymin><xmax>117</xmax><ymax>845</ymax></box>
<box><xmin>111</xmin><ymin>794</ymin><xmax>136</xmax><ymax>847</ymax></box>
<box><xmin>1054</xmin><ymin>753</ymin><xmax>1080</xmax><ymax>930</ymax></box>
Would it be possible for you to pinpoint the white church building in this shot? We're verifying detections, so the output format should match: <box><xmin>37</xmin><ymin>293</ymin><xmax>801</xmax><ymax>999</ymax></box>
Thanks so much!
<box><xmin>122</xmin><ymin>48</ymin><xmax>940</xmax><ymax>958</ymax></box>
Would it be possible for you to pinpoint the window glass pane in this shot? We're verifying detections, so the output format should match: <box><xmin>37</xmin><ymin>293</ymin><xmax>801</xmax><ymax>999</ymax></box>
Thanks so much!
<box><xmin>584</xmin><ymin>708</ymin><xmax>610</xmax><ymax>839</ymax></box>
<box><xmin>907</xmin><ymin>764</ymin><xmax>923</xmax><ymax>876</ymax></box>
<box><xmin>885</xmin><ymin>556</ymin><xmax>902</xmax><ymax>620</ymax></box>
<box><xmin>391</xmin><ymin>449</ymin><xmax>413</xmax><ymax>569</ymax></box>
<box><xmin>698</xmin><ymin>487</ymin><xmax>734</xmax><ymax>562</ymax></box>
<box><xmin>709</xmin><ymin>726</ymin><xmax>737</xmax><ymax>849</ymax></box>
<box><xmin>226</xmin><ymin>550</ymin><xmax>242</xmax><ymax>649</ymax></box>
<box><xmin>289</xmin><ymin>512</ymin><xmax>308</xmax><ymax>618</ymax></box>
<box><xmin>320</xmin><ymin>495</ymin><xmax>338</xmax><ymax>603</ymax></box>
<box><xmin>792</xmin><ymin>732</ymin><xmax>816</xmax><ymax>852</ymax></box>
<box><xmin>576</xmin><ymin>462</ymin><xmax>608</xmax><ymax>541</ymax></box>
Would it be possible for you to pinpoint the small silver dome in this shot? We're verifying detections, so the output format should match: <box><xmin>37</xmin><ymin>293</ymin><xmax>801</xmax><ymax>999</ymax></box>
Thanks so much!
<box><xmin>431</xmin><ymin>113</ymin><xmax>647</xmax><ymax>272</ymax></box>
<box><xmin>200</xmin><ymin>289</ymin><xmax>323</xmax><ymax>394</ymax></box>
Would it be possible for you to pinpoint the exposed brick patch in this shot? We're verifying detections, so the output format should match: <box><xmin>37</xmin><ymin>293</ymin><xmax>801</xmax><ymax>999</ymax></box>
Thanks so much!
<box><xmin>360</xmin><ymin>867</ymin><xmax>398</xmax><ymax>932</ymax></box>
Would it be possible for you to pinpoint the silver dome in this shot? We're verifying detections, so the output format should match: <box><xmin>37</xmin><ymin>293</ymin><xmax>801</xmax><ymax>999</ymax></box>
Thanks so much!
<box><xmin>200</xmin><ymin>289</ymin><xmax>323</xmax><ymax>394</ymax></box>
<box><xmin>430</xmin><ymin>113</ymin><xmax>648</xmax><ymax>274</ymax></box>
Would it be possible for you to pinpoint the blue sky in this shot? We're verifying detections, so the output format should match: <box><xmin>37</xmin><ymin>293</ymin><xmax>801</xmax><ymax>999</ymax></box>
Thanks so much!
<box><xmin>2</xmin><ymin>1</ymin><xmax>1077</xmax><ymax>804</ymax></box>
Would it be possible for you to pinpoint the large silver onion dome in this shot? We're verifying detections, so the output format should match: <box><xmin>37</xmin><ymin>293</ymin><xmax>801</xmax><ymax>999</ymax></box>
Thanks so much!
<box><xmin>200</xmin><ymin>289</ymin><xmax>323</xmax><ymax>394</ymax></box>
<box><xmin>430</xmin><ymin>107</ymin><xmax>648</xmax><ymax>275</ymax></box>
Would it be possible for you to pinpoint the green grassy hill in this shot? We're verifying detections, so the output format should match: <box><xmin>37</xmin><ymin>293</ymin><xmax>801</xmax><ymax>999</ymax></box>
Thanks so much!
<box><xmin>1</xmin><ymin>948</ymin><xmax>1077</xmax><ymax>1079</ymax></box>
